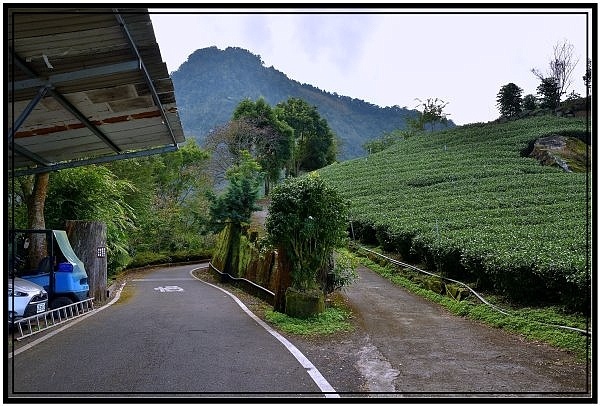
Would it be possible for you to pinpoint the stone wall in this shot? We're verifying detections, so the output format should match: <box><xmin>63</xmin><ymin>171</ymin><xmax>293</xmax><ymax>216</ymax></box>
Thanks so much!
<box><xmin>211</xmin><ymin>222</ymin><xmax>278</xmax><ymax>293</ymax></box>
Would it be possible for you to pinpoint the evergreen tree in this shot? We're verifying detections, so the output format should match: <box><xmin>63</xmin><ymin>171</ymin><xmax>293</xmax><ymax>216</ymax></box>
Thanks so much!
<box><xmin>583</xmin><ymin>58</ymin><xmax>592</xmax><ymax>92</ymax></box>
<box><xmin>275</xmin><ymin>97</ymin><xmax>337</xmax><ymax>176</ymax></box>
<box><xmin>522</xmin><ymin>94</ymin><xmax>538</xmax><ymax>111</ymax></box>
<box><xmin>208</xmin><ymin>150</ymin><xmax>263</xmax><ymax>232</ymax></box>
<box><xmin>537</xmin><ymin>77</ymin><xmax>561</xmax><ymax>109</ymax></box>
<box><xmin>496</xmin><ymin>83</ymin><xmax>523</xmax><ymax>118</ymax></box>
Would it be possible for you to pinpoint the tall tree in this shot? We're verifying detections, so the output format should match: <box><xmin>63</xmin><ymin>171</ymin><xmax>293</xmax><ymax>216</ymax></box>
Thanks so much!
<box><xmin>13</xmin><ymin>173</ymin><xmax>50</xmax><ymax>269</ymax></box>
<box><xmin>208</xmin><ymin>150</ymin><xmax>263</xmax><ymax>232</ymax></box>
<box><xmin>496</xmin><ymin>83</ymin><xmax>523</xmax><ymax>118</ymax></box>
<box><xmin>408</xmin><ymin>98</ymin><xmax>450</xmax><ymax>132</ymax></box>
<box><xmin>275</xmin><ymin>97</ymin><xmax>336</xmax><ymax>176</ymax></box>
<box><xmin>532</xmin><ymin>39</ymin><xmax>579</xmax><ymax>103</ymax></box>
<box><xmin>583</xmin><ymin>58</ymin><xmax>592</xmax><ymax>93</ymax></box>
<box><xmin>536</xmin><ymin>77</ymin><xmax>561</xmax><ymax>110</ymax></box>
<box><xmin>230</xmin><ymin>98</ymin><xmax>293</xmax><ymax>195</ymax></box>
<box><xmin>522</xmin><ymin>94</ymin><xmax>538</xmax><ymax>111</ymax></box>
<box><xmin>205</xmin><ymin>117</ymin><xmax>282</xmax><ymax>188</ymax></box>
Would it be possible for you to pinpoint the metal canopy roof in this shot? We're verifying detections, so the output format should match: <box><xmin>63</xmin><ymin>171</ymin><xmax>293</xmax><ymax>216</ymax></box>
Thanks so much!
<box><xmin>7</xmin><ymin>7</ymin><xmax>185</xmax><ymax>176</ymax></box>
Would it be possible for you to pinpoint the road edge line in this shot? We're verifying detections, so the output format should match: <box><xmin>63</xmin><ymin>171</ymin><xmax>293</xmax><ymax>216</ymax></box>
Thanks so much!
<box><xmin>190</xmin><ymin>266</ymin><xmax>340</xmax><ymax>398</ymax></box>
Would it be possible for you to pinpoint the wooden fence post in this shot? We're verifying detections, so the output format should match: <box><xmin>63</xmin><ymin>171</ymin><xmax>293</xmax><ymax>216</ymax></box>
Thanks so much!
<box><xmin>65</xmin><ymin>220</ymin><xmax>107</xmax><ymax>303</ymax></box>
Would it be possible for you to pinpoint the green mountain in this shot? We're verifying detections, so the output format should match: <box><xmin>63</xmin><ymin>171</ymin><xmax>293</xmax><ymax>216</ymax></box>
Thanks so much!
<box><xmin>171</xmin><ymin>46</ymin><xmax>454</xmax><ymax>160</ymax></box>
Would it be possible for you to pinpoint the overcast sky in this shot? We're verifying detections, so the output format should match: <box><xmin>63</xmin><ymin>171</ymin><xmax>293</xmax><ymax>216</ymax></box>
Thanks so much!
<box><xmin>149</xmin><ymin>6</ymin><xmax>591</xmax><ymax>125</ymax></box>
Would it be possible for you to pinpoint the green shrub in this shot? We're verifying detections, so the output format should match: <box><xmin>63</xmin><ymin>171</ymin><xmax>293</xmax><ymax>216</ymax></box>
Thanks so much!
<box><xmin>128</xmin><ymin>251</ymin><xmax>172</xmax><ymax>268</ymax></box>
<box><xmin>266</xmin><ymin>172</ymin><xmax>350</xmax><ymax>292</ymax></box>
<box><xmin>127</xmin><ymin>248</ymin><xmax>213</xmax><ymax>269</ymax></box>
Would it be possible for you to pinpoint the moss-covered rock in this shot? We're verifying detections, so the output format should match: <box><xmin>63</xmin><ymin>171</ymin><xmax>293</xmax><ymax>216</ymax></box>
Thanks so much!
<box><xmin>211</xmin><ymin>222</ymin><xmax>234</xmax><ymax>272</ymax></box>
<box><xmin>529</xmin><ymin>135</ymin><xmax>590</xmax><ymax>173</ymax></box>
<box><xmin>425</xmin><ymin>278</ymin><xmax>446</xmax><ymax>295</ymax></box>
<box><xmin>211</xmin><ymin>222</ymin><xmax>278</xmax><ymax>292</ymax></box>
<box><xmin>285</xmin><ymin>287</ymin><xmax>325</xmax><ymax>319</ymax></box>
<box><xmin>446</xmin><ymin>283</ymin><xmax>471</xmax><ymax>301</ymax></box>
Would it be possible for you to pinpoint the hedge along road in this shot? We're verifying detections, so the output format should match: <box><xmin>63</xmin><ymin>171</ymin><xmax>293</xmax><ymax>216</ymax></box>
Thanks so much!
<box><xmin>7</xmin><ymin>263</ymin><xmax>338</xmax><ymax>398</ymax></box>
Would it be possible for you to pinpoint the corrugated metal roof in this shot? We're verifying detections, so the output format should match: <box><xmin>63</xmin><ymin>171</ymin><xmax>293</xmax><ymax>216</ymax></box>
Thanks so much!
<box><xmin>7</xmin><ymin>7</ymin><xmax>185</xmax><ymax>176</ymax></box>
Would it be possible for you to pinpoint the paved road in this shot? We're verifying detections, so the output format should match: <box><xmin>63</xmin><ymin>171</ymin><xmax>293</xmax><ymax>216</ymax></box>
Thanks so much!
<box><xmin>341</xmin><ymin>266</ymin><xmax>590</xmax><ymax>394</ymax></box>
<box><xmin>7</xmin><ymin>264</ymin><xmax>332</xmax><ymax>397</ymax></box>
<box><xmin>285</xmin><ymin>265</ymin><xmax>590</xmax><ymax>398</ymax></box>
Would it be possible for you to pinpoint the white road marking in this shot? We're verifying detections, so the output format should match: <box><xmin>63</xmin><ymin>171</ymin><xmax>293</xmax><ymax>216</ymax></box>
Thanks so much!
<box><xmin>190</xmin><ymin>267</ymin><xmax>340</xmax><ymax>398</ymax></box>
<box><xmin>131</xmin><ymin>278</ymin><xmax>194</xmax><ymax>281</ymax></box>
<box><xmin>153</xmin><ymin>286</ymin><xmax>184</xmax><ymax>292</ymax></box>
<box><xmin>11</xmin><ymin>264</ymin><xmax>340</xmax><ymax>398</ymax></box>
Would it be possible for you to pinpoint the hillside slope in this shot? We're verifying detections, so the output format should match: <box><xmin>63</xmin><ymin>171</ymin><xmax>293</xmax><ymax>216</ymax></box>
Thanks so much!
<box><xmin>171</xmin><ymin>46</ymin><xmax>454</xmax><ymax>160</ymax></box>
<box><xmin>318</xmin><ymin>116</ymin><xmax>590</xmax><ymax>312</ymax></box>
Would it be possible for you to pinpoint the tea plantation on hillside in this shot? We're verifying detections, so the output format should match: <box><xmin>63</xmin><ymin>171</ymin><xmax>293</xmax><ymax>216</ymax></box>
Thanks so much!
<box><xmin>319</xmin><ymin>116</ymin><xmax>591</xmax><ymax>313</ymax></box>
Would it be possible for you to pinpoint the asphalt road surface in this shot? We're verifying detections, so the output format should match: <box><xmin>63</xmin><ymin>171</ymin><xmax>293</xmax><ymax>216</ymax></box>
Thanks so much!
<box><xmin>341</xmin><ymin>266</ymin><xmax>590</xmax><ymax>394</ymax></box>
<box><xmin>283</xmin><ymin>266</ymin><xmax>591</xmax><ymax>398</ymax></box>
<box><xmin>7</xmin><ymin>264</ymin><xmax>334</xmax><ymax>398</ymax></box>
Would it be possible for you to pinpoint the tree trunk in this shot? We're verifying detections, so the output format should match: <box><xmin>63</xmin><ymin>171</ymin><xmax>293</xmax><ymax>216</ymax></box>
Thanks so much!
<box><xmin>222</xmin><ymin>222</ymin><xmax>241</xmax><ymax>280</ymax></box>
<box><xmin>273</xmin><ymin>246</ymin><xmax>292</xmax><ymax>313</ymax></box>
<box><xmin>264</xmin><ymin>175</ymin><xmax>270</xmax><ymax>197</ymax></box>
<box><xmin>20</xmin><ymin>173</ymin><xmax>49</xmax><ymax>269</ymax></box>
<box><xmin>65</xmin><ymin>220</ymin><xmax>107</xmax><ymax>303</ymax></box>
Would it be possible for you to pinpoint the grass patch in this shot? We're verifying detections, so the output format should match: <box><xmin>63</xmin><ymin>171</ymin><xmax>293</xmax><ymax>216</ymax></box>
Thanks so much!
<box><xmin>357</xmin><ymin>253</ymin><xmax>591</xmax><ymax>361</ymax></box>
<box><xmin>113</xmin><ymin>284</ymin><xmax>135</xmax><ymax>305</ymax></box>
<box><xmin>192</xmin><ymin>267</ymin><xmax>355</xmax><ymax>337</ymax></box>
<box><xmin>265</xmin><ymin>305</ymin><xmax>354</xmax><ymax>336</ymax></box>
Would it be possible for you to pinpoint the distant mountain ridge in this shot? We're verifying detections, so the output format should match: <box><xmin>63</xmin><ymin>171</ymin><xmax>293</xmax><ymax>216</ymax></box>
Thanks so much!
<box><xmin>171</xmin><ymin>46</ymin><xmax>453</xmax><ymax>160</ymax></box>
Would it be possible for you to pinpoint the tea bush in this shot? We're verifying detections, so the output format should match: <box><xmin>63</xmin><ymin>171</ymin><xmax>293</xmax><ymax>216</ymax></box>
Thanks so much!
<box><xmin>319</xmin><ymin>116</ymin><xmax>590</xmax><ymax>313</ymax></box>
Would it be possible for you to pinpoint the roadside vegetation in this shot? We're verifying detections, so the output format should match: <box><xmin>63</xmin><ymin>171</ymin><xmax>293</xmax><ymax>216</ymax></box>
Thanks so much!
<box><xmin>193</xmin><ymin>265</ymin><xmax>355</xmax><ymax>337</ymax></box>
<box><xmin>265</xmin><ymin>304</ymin><xmax>354</xmax><ymax>336</ymax></box>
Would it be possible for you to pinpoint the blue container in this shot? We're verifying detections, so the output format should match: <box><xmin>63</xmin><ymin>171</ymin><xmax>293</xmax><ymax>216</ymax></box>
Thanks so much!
<box><xmin>58</xmin><ymin>262</ymin><xmax>74</xmax><ymax>272</ymax></box>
